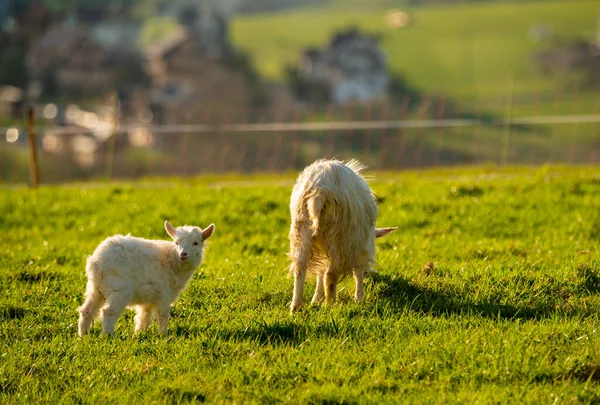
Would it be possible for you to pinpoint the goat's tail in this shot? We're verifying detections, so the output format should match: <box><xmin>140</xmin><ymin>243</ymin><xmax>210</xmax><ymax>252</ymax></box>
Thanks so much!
<box><xmin>307</xmin><ymin>192</ymin><xmax>326</xmax><ymax>237</ymax></box>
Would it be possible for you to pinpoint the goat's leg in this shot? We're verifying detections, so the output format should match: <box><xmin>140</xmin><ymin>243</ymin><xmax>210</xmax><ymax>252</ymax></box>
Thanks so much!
<box><xmin>353</xmin><ymin>268</ymin><xmax>365</xmax><ymax>302</ymax></box>
<box><xmin>78</xmin><ymin>286</ymin><xmax>104</xmax><ymax>337</ymax></box>
<box><xmin>290</xmin><ymin>226</ymin><xmax>312</xmax><ymax>313</ymax></box>
<box><xmin>134</xmin><ymin>305</ymin><xmax>153</xmax><ymax>333</ymax></box>
<box><xmin>311</xmin><ymin>272</ymin><xmax>325</xmax><ymax>304</ymax></box>
<box><xmin>291</xmin><ymin>259</ymin><xmax>308</xmax><ymax>312</ymax></box>
<box><xmin>324</xmin><ymin>269</ymin><xmax>338</xmax><ymax>304</ymax></box>
<box><xmin>100</xmin><ymin>289</ymin><xmax>132</xmax><ymax>336</ymax></box>
<box><xmin>155</xmin><ymin>304</ymin><xmax>171</xmax><ymax>335</ymax></box>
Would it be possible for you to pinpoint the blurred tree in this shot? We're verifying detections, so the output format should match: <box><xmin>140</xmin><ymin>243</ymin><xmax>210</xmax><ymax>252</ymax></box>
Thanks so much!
<box><xmin>177</xmin><ymin>4</ymin><xmax>198</xmax><ymax>27</ymax></box>
<box><xmin>0</xmin><ymin>38</ymin><xmax>28</xmax><ymax>87</ymax></box>
<box><xmin>10</xmin><ymin>0</ymin><xmax>52</xmax><ymax>38</ymax></box>
<box><xmin>138</xmin><ymin>16</ymin><xmax>179</xmax><ymax>47</ymax></box>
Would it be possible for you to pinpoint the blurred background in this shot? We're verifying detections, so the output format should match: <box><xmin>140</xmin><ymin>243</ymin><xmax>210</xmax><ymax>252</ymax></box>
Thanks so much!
<box><xmin>0</xmin><ymin>0</ymin><xmax>598</xmax><ymax>183</ymax></box>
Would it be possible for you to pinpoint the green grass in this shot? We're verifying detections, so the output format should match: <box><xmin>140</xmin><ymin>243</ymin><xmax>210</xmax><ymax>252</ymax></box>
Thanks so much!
<box><xmin>2</xmin><ymin>166</ymin><xmax>600</xmax><ymax>403</ymax></box>
<box><xmin>231</xmin><ymin>0</ymin><xmax>598</xmax><ymax>102</ymax></box>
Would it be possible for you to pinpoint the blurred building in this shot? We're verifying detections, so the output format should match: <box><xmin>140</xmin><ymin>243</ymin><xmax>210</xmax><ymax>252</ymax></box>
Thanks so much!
<box><xmin>26</xmin><ymin>26</ymin><xmax>112</xmax><ymax>97</ymax></box>
<box><xmin>535</xmin><ymin>39</ymin><xmax>600</xmax><ymax>87</ymax></box>
<box><xmin>294</xmin><ymin>28</ymin><xmax>389</xmax><ymax>104</ymax></box>
<box><xmin>145</xmin><ymin>6</ymin><xmax>290</xmax><ymax>124</ymax></box>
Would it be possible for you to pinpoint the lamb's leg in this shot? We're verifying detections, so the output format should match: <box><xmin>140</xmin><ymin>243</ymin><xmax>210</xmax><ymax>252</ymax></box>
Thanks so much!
<box><xmin>290</xmin><ymin>226</ymin><xmax>312</xmax><ymax>313</ymax></box>
<box><xmin>155</xmin><ymin>304</ymin><xmax>170</xmax><ymax>335</ymax></box>
<box><xmin>78</xmin><ymin>286</ymin><xmax>104</xmax><ymax>337</ymax></box>
<box><xmin>353</xmin><ymin>268</ymin><xmax>365</xmax><ymax>302</ymax></box>
<box><xmin>134</xmin><ymin>305</ymin><xmax>153</xmax><ymax>333</ymax></box>
<box><xmin>311</xmin><ymin>273</ymin><xmax>325</xmax><ymax>304</ymax></box>
<box><xmin>100</xmin><ymin>290</ymin><xmax>132</xmax><ymax>336</ymax></box>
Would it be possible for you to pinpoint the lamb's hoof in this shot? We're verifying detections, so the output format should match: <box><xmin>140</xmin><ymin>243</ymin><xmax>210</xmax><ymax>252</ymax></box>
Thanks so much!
<box><xmin>290</xmin><ymin>303</ymin><xmax>303</xmax><ymax>314</ymax></box>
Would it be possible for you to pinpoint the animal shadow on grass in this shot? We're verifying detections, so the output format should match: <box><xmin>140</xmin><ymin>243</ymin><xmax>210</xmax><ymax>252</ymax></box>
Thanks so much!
<box><xmin>216</xmin><ymin>313</ymin><xmax>355</xmax><ymax>346</ymax></box>
<box><xmin>0</xmin><ymin>305</ymin><xmax>26</xmax><ymax>321</ymax></box>
<box><xmin>368</xmin><ymin>272</ymin><xmax>588</xmax><ymax>321</ymax></box>
<box><xmin>306</xmin><ymin>396</ymin><xmax>358</xmax><ymax>405</ymax></box>
<box><xmin>15</xmin><ymin>270</ymin><xmax>60</xmax><ymax>283</ymax></box>
<box><xmin>161</xmin><ymin>387</ymin><xmax>205</xmax><ymax>404</ymax></box>
<box><xmin>218</xmin><ymin>320</ymin><xmax>306</xmax><ymax>346</ymax></box>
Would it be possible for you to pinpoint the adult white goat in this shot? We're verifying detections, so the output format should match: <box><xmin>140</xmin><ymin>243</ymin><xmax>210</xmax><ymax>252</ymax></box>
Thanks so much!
<box><xmin>78</xmin><ymin>221</ymin><xmax>214</xmax><ymax>336</ymax></box>
<box><xmin>288</xmin><ymin>159</ymin><xmax>396</xmax><ymax>312</ymax></box>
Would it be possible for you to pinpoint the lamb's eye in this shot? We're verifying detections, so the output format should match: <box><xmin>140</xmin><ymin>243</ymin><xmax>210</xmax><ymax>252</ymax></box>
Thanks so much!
<box><xmin>175</xmin><ymin>242</ymin><xmax>179</xmax><ymax>246</ymax></box>
<box><xmin>193</xmin><ymin>242</ymin><xmax>199</xmax><ymax>246</ymax></box>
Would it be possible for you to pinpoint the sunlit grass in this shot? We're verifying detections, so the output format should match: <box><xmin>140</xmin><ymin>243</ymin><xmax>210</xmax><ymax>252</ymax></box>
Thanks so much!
<box><xmin>2</xmin><ymin>166</ymin><xmax>600</xmax><ymax>402</ymax></box>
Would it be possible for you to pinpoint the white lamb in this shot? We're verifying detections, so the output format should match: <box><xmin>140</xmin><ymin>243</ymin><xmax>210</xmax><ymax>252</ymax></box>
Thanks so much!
<box><xmin>288</xmin><ymin>159</ymin><xmax>396</xmax><ymax>312</ymax></box>
<box><xmin>78</xmin><ymin>221</ymin><xmax>215</xmax><ymax>336</ymax></box>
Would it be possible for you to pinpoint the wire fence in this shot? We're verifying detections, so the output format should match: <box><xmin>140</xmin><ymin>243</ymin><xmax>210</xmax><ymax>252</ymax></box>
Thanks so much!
<box><xmin>2</xmin><ymin>94</ymin><xmax>600</xmax><ymax>185</ymax></box>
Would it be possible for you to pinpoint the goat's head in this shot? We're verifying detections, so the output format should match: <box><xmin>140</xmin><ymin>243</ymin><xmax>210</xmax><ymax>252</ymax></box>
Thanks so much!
<box><xmin>165</xmin><ymin>221</ymin><xmax>215</xmax><ymax>264</ymax></box>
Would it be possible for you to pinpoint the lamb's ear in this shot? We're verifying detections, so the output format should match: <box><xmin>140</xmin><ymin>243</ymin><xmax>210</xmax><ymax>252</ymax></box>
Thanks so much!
<box><xmin>165</xmin><ymin>221</ymin><xmax>177</xmax><ymax>239</ymax></box>
<box><xmin>202</xmin><ymin>224</ymin><xmax>215</xmax><ymax>240</ymax></box>
<box><xmin>375</xmin><ymin>227</ymin><xmax>397</xmax><ymax>238</ymax></box>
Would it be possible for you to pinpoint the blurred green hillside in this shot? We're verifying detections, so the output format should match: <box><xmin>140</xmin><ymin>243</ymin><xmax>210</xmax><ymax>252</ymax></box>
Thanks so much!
<box><xmin>231</xmin><ymin>1</ymin><xmax>598</xmax><ymax>102</ymax></box>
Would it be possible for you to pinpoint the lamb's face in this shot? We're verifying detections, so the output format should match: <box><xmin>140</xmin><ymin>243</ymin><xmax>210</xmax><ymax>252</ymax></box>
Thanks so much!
<box><xmin>164</xmin><ymin>221</ymin><xmax>215</xmax><ymax>266</ymax></box>
<box><xmin>173</xmin><ymin>228</ymin><xmax>204</xmax><ymax>263</ymax></box>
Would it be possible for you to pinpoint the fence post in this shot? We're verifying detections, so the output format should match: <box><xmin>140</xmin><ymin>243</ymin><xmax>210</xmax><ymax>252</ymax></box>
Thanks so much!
<box><xmin>394</xmin><ymin>97</ymin><xmax>410</xmax><ymax>169</ymax></box>
<box><xmin>27</xmin><ymin>106</ymin><xmax>39</xmax><ymax>187</ymax></box>
<box><xmin>501</xmin><ymin>73</ymin><xmax>515</xmax><ymax>166</ymax></box>
<box><xmin>434</xmin><ymin>96</ymin><xmax>446</xmax><ymax>165</ymax></box>
<box><xmin>364</xmin><ymin>103</ymin><xmax>372</xmax><ymax>161</ymax></box>
<box><xmin>180</xmin><ymin>112</ymin><xmax>192</xmax><ymax>176</ymax></box>
<box><xmin>380</xmin><ymin>100</ymin><xmax>390</xmax><ymax>167</ymax></box>
<box><xmin>105</xmin><ymin>92</ymin><xmax>120</xmax><ymax>179</ymax></box>
<box><xmin>326</xmin><ymin>104</ymin><xmax>335</xmax><ymax>158</ymax></box>
<box><xmin>414</xmin><ymin>96</ymin><xmax>430</xmax><ymax>167</ymax></box>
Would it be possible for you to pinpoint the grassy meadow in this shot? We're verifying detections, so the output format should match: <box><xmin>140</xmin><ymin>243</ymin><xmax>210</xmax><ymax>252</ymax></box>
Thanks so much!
<box><xmin>2</xmin><ymin>166</ymin><xmax>600</xmax><ymax>403</ymax></box>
